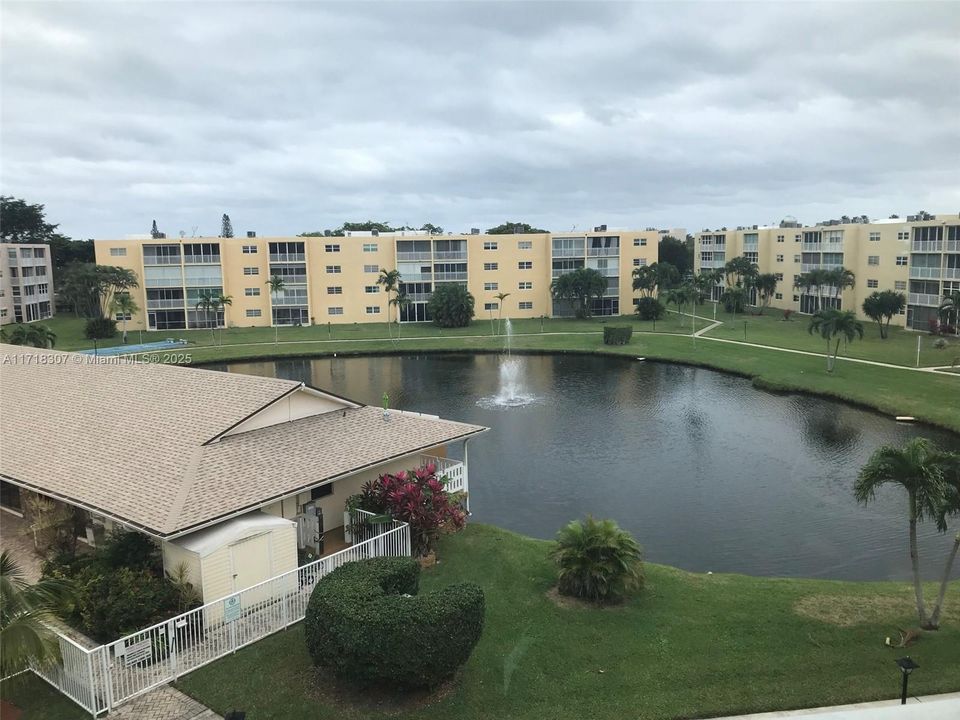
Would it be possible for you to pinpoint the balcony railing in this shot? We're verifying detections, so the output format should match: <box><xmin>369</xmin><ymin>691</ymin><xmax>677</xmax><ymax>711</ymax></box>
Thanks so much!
<box><xmin>146</xmin><ymin>298</ymin><xmax>185</xmax><ymax>310</ymax></box>
<box><xmin>586</xmin><ymin>247</ymin><xmax>619</xmax><ymax>256</ymax></box>
<box><xmin>400</xmin><ymin>271</ymin><xmax>432</xmax><ymax>282</ymax></box>
<box><xmin>396</xmin><ymin>251</ymin><xmax>432</xmax><ymax>261</ymax></box>
<box><xmin>800</xmin><ymin>263</ymin><xmax>819</xmax><ymax>273</ymax></box>
<box><xmin>699</xmin><ymin>259</ymin><xmax>725</xmax><ymax>269</ymax></box>
<box><xmin>268</xmin><ymin>253</ymin><xmax>306</xmax><ymax>262</ymax></box>
<box><xmin>801</xmin><ymin>243</ymin><xmax>822</xmax><ymax>252</ymax></box>
<box><xmin>405</xmin><ymin>292</ymin><xmax>432</xmax><ymax>302</ymax></box>
<box><xmin>144</xmin><ymin>278</ymin><xmax>183</xmax><ymax>288</ymax></box>
<box><xmin>946</xmin><ymin>239</ymin><xmax>960</xmax><ymax>253</ymax></box>
<box><xmin>908</xmin><ymin>292</ymin><xmax>941</xmax><ymax>307</ymax></box>
<box><xmin>433</xmin><ymin>251</ymin><xmax>467</xmax><ymax>261</ymax></box>
<box><xmin>912</xmin><ymin>240</ymin><xmax>943</xmax><ymax>253</ymax></box>
<box><xmin>943</xmin><ymin>267</ymin><xmax>960</xmax><ymax>280</ymax></box>
<box><xmin>143</xmin><ymin>256</ymin><xmax>181</xmax><ymax>266</ymax></box>
<box><xmin>552</xmin><ymin>248</ymin><xmax>584</xmax><ymax>257</ymax></box>
<box><xmin>418</xmin><ymin>454</ymin><xmax>466</xmax><ymax>495</ymax></box>
<box><xmin>272</xmin><ymin>296</ymin><xmax>309</xmax><ymax>306</ymax></box>
<box><xmin>183</xmin><ymin>255</ymin><xmax>221</xmax><ymax>265</ymax></box>
<box><xmin>909</xmin><ymin>267</ymin><xmax>941</xmax><ymax>280</ymax></box>
<box><xmin>434</xmin><ymin>272</ymin><xmax>467</xmax><ymax>282</ymax></box>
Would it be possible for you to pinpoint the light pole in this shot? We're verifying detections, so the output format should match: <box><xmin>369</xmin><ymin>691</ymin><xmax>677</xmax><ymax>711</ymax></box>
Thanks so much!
<box><xmin>895</xmin><ymin>656</ymin><xmax>918</xmax><ymax>705</ymax></box>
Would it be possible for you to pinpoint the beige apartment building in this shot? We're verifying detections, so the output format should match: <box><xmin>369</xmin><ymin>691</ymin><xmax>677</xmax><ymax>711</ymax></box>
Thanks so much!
<box><xmin>694</xmin><ymin>215</ymin><xmax>960</xmax><ymax>330</ymax></box>
<box><xmin>93</xmin><ymin>229</ymin><xmax>661</xmax><ymax>331</ymax></box>
<box><xmin>0</xmin><ymin>243</ymin><xmax>54</xmax><ymax>326</ymax></box>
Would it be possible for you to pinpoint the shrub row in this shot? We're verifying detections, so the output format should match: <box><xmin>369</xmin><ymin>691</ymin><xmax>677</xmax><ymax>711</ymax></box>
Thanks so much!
<box><xmin>603</xmin><ymin>326</ymin><xmax>633</xmax><ymax>345</ymax></box>
<box><xmin>304</xmin><ymin>557</ymin><xmax>484</xmax><ymax>689</ymax></box>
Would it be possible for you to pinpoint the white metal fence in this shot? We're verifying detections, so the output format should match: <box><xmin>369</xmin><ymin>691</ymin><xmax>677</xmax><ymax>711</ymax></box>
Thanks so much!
<box><xmin>420</xmin><ymin>454</ymin><xmax>467</xmax><ymax>495</ymax></box>
<box><xmin>29</xmin><ymin>519</ymin><xmax>411</xmax><ymax>716</ymax></box>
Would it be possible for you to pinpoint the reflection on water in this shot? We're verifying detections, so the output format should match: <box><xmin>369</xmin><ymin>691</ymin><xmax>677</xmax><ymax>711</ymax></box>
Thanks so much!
<box><xmin>216</xmin><ymin>354</ymin><xmax>960</xmax><ymax>582</ymax></box>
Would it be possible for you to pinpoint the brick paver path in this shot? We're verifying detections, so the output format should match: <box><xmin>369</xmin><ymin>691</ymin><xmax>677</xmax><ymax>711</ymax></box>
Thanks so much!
<box><xmin>108</xmin><ymin>685</ymin><xmax>221</xmax><ymax>720</ymax></box>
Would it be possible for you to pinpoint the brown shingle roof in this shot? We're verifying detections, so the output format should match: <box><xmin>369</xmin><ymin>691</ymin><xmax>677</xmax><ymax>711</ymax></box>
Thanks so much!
<box><xmin>0</xmin><ymin>345</ymin><xmax>486</xmax><ymax>536</ymax></box>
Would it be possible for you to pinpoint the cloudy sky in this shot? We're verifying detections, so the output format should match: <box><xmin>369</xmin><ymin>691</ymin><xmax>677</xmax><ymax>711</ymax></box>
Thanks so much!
<box><xmin>2</xmin><ymin>2</ymin><xmax>958</xmax><ymax>240</ymax></box>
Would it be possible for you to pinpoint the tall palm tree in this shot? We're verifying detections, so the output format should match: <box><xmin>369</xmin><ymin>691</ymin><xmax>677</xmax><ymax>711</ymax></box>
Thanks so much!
<box><xmin>377</xmin><ymin>269</ymin><xmax>401</xmax><ymax>339</ymax></box>
<box><xmin>0</xmin><ymin>323</ymin><xmax>56</xmax><ymax>348</ymax></box>
<box><xmin>855</xmin><ymin>439</ymin><xmax>960</xmax><ymax>629</ymax></box>
<box><xmin>939</xmin><ymin>291</ymin><xmax>960</xmax><ymax>336</ymax></box>
<box><xmin>808</xmin><ymin>309</ymin><xmax>864</xmax><ymax>372</ymax></box>
<box><xmin>494</xmin><ymin>292</ymin><xmax>511</xmax><ymax>334</ymax></box>
<box><xmin>110</xmin><ymin>293</ymin><xmax>139</xmax><ymax>344</ymax></box>
<box><xmin>216</xmin><ymin>293</ymin><xmax>232</xmax><ymax>345</ymax></box>
<box><xmin>829</xmin><ymin>267</ymin><xmax>856</xmax><ymax>304</ymax></box>
<box><xmin>195</xmin><ymin>291</ymin><xmax>217</xmax><ymax>344</ymax></box>
<box><xmin>793</xmin><ymin>272</ymin><xmax>816</xmax><ymax>313</ymax></box>
<box><xmin>0</xmin><ymin>550</ymin><xmax>73</xmax><ymax>676</ymax></box>
<box><xmin>753</xmin><ymin>273</ymin><xmax>778</xmax><ymax>314</ymax></box>
<box><xmin>389</xmin><ymin>290</ymin><xmax>411</xmax><ymax>340</ymax></box>
<box><xmin>265</xmin><ymin>275</ymin><xmax>286</xmax><ymax>344</ymax></box>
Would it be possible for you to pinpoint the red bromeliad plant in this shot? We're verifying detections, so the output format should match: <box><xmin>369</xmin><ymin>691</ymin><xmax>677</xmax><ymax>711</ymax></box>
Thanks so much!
<box><xmin>358</xmin><ymin>463</ymin><xmax>466</xmax><ymax>557</ymax></box>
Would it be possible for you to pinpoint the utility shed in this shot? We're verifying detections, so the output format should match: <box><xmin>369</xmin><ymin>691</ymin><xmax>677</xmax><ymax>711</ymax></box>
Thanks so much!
<box><xmin>162</xmin><ymin>512</ymin><xmax>298</xmax><ymax>604</ymax></box>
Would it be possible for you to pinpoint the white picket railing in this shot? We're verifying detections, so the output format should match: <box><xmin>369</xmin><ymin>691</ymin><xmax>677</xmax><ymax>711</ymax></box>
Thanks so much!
<box><xmin>26</xmin><ymin>519</ymin><xmax>411</xmax><ymax>715</ymax></box>
<box><xmin>419</xmin><ymin>454</ymin><xmax>466</xmax><ymax>495</ymax></box>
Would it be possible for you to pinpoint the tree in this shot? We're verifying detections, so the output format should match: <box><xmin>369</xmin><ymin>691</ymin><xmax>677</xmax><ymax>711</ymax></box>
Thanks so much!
<box><xmin>389</xmin><ymin>291</ymin><xmax>411</xmax><ymax>338</ymax></box>
<box><xmin>377</xmin><ymin>269</ymin><xmax>402</xmax><ymax>338</ymax></box>
<box><xmin>216</xmin><ymin>293</ymin><xmax>233</xmax><ymax>345</ymax></box>
<box><xmin>720</xmin><ymin>286</ymin><xmax>748</xmax><ymax>316</ymax></box>
<box><xmin>754</xmin><ymin>273</ymin><xmax>779</xmax><ymax>313</ymax></box>
<box><xmin>0</xmin><ymin>322</ymin><xmax>56</xmax><ymax>348</ymax></box>
<box><xmin>939</xmin><ymin>291</ymin><xmax>960</xmax><ymax>335</ymax></box>
<box><xmin>826</xmin><ymin>267</ymin><xmax>856</xmax><ymax>303</ymax></box>
<box><xmin>658</xmin><ymin>236</ymin><xmax>693</xmax><ymax>276</ymax></box>
<box><xmin>221</xmin><ymin>214</ymin><xmax>234</xmax><ymax>238</ymax></box>
<box><xmin>110</xmin><ymin>292</ymin><xmax>139</xmax><ymax>343</ymax></box>
<box><xmin>427</xmin><ymin>284</ymin><xmax>475</xmax><ymax>328</ymax></box>
<box><xmin>486</xmin><ymin>221</ymin><xmax>549</xmax><ymax>235</ymax></box>
<box><xmin>549</xmin><ymin>516</ymin><xmax>644</xmax><ymax>603</ymax></box>
<box><xmin>862</xmin><ymin>290</ymin><xmax>906</xmax><ymax>339</ymax></box>
<box><xmin>0</xmin><ymin>196</ymin><xmax>68</xmax><ymax>244</ymax></box>
<box><xmin>0</xmin><ymin>550</ymin><xmax>73</xmax><ymax>676</ymax></box>
<box><xmin>550</xmin><ymin>267</ymin><xmax>607</xmax><ymax>319</ymax></box>
<box><xmin>195</xmin><ymin>291</ymin><xmax>217</xmax><ymax>344</ymax></box>
<box><xmin>808</xmin><ymin>309</ymin><xmax>864</xmax><ymax>372</ymax></box>
<box><xmin>855</xmin><ymin>438</ymin><xmax>960</xmax><ymax>629</ymax></box>
<box><xmin>724</xmin><ymin>256</ymin><xmax>758</xmax><ymax>290</ymax></box>
<box><xmin>58</xmin><ymin>264</ymin><xmax>139</xmax><ymax>319</ymax></box>
<box><xmin>794</xmin><ymin>272</ymin><xmax>816</xmax><ymax>310</ymax></box>
<box><xmin>150</xmin><ymin>220</ymin><xmax>162</xmax><ymax>239</ymax></box>
<box><xmin>265</xmin><ymin>275</ymin><xmax>286</xmax><ymax>344</ymax></box>
<box><xmin>420</xmin><ymin>223</ymin><xmax>444</xmax><ymax>235</ymax></box>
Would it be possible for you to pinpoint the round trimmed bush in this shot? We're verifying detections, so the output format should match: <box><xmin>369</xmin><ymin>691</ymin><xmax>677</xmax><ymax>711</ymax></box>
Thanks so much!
<box><xmin>634</xmin><ymin>297</ymin><xmax>665</xmax><ymax>321</ymax></box>
<box><xmin>84</xmin><ymin>317</ymin><xmax>117</xmax><ymax>340</ymax></box>
<box><xmin>304</xmin><ymin>557</ymin><xmax>484</xmax><ymax>689</ymax></box>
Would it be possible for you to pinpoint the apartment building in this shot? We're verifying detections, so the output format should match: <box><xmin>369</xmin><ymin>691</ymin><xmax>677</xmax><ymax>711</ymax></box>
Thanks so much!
<box><xmin>93</xmin><ymin>229</ymin><xmax>661</xmax><ymax>330</ymax></box>
<box><xmin>694</xmin><ymin>215</ymin><xmax>960</xmax><ymax>329</ymax></box>
<box><xmin>0</xmin><ymin>243</ymin><xmax>54</xmax><ymax>326</ymax></box>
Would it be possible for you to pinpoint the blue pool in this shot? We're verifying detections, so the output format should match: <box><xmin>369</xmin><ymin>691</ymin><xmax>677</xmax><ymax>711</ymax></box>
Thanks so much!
<box><xmin>78</xmin><ymin>339</ymin><xmax>188</xmax><ymax>356</ymax></box>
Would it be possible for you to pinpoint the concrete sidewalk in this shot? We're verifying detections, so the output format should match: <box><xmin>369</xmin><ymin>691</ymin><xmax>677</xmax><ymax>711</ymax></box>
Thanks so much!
<box><xmin>707</xmin><ymin>692</ymin><xmax>960</xmax><ymax>719</ymax></box>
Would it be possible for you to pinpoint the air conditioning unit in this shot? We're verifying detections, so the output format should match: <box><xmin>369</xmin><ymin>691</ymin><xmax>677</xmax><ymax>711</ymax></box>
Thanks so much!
<box><xmin>471</xmin><ymin>228</ymin><xmax>480</xmax><ymax>235</ymax></box>
<box><xmin>594</xmin><ymin>224</ymin><xmax>607</xmax><ymax>232</ymax></box>
<box><xmin>247</xmin><ymin>231</ymin><xmax>256</xmax><ymax>238</ymax></box>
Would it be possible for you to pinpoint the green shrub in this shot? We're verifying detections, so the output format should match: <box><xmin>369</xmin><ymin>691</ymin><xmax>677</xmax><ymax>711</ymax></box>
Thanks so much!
<box><xmin>305</xmin><ymin>557</ymin><xmax>484</xmax><ymax>689</ymax></box>
<box><xmin>634</xmin><ymin>297</ymin><xmax>665</xmax><ymax>321</ymax></box>
<box><xmin>427</xmin><ymin>284</ymin><xmax>475</xmax><ymax>328</ymax></box>
<box><xmin>75</xmin><ymin>567</ymin><xmax>179</xmax><ymax>642</ymax></box>
<box><xmin>550</xmin><ymin>516</ymin><xmax>644</xmax><ymax>604</ymax></box>
<box><xmin>603</xmin><ymin>326</ymin><xmax>633</xmax><ymax>345</ymax></box>
<box><xmin>84</xmin><ymin>317</ymin><xmax>117</xmax><ymax>340</ymax></box>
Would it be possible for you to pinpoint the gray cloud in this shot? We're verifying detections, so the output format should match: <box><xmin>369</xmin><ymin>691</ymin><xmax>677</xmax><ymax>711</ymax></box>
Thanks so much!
<box><xmin>2</xmin><ymin>1</ymin><xmax>958</xmax><ymax>239</ymax></box>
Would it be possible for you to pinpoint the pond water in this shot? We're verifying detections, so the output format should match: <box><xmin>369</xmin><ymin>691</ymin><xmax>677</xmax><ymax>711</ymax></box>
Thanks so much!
<box><xmin>214</xmin><ymin>353</ymin><xmax>960</xmax><ymax>581</ymax></box>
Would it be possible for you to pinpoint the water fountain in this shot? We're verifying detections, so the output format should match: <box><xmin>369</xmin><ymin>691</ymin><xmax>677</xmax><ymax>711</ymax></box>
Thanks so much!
<box><xmin>478</xmin><ymin>318</ymin><xmax>537</xmax><ymax>408</ymax></box>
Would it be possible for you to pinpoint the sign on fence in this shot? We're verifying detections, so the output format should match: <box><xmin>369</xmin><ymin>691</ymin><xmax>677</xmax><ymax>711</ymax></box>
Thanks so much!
<box><xmin>121</xmin><ymin>638</ymin><xmax>152</xmax><ymax>666</ymax></box>
<box><xmin>224</xmin><ymin>595</ymin><xmax>241</xmax><ymax>623</ymax></box>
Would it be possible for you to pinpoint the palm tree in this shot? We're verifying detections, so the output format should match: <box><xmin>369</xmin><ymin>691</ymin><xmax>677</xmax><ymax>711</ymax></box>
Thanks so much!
<box><xmin>265</xmin><ymin>275</ymin><xmax>286</xmax><ymax>344</ymax></box>
<box><xmin>939</xmin><ymin>291</ymin><xmax>960</xmax><ymax>336</ymax></box>
<box><xmin>793</xmin><ymin>272</ymin><xmax>816</xmax><ymax>313</ymax></box>
<box><xmin>377</xmin><ymin>269</ymin><xmax>401</xmax><ymax>338</ymax></box>
<box><xmin>854</xmin><ymin>439</ymin><xmax>960</xmax><ymax>629</ymax></box>
<box><xmin>808</xmin><ymin>309</ymin><xmax>864</xmax><ymax>372</ymax></box>
<box><xmin>494</xmin><ymin>292</ymin><xmax>511</xmax><ymax>334</ymax></box>
<box><xmin>549</xmin><ymin>516</ymin><xmax>644</xmax><ymax>603</ymax></box>
<box><xmin>0</xmin><ymin>323</ymin><xmax>56</xmax><ymax>348</ymax></box>
<box><xmin>110</xmin><ymin>293</ymin><xmax>139</xmax><ymax>344</ymax></box>
<box><xmin>389</xmin><ymin>291</ymin><xmax>411</xmax><ymax>339</ymax></box>
<box><xmin>0</xmin><ymin>550</ymin><xmax>73</xmax><ymax>676</ymax></box>
<box><xmin>216</xmin><ymin>293</ymin><xmax>233</xmax><ymax>345</ymax></box>
<box><xmin>829</xmin><ymin>267</ymin><xmax>856</xmax><ymax>305</ymax></box>
<box><xmin>753</xmin><ymin>273</ymin><xmax>778</xmax><ymax>314</ymax></box>
<box><xmin>195</xmin><ymin>291</ymin><xmax>217</xmax><ymax>344</ymax></box>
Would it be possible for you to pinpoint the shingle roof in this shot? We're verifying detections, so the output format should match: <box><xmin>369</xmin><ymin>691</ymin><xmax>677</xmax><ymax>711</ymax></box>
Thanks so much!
<box><xmin>0</xmin><ymin>345</ymin><xmax>486</xmax><ymax>536</ymax></box>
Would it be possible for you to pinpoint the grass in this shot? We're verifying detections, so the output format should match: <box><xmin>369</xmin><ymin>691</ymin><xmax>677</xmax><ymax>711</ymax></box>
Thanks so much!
<box><xmin>176</xmin><ymin>524</ymin><xmax>960</xmax><ymax>720</ymax></box>
<box><xmin>0</xmin><ymin>673</ymin><xmax>88</xmax><ymax>720</ymax></box>
<box><xmin>31</xmin><ymin>312</ymin><xmax>960</xmax><ymax>432</ymax></box>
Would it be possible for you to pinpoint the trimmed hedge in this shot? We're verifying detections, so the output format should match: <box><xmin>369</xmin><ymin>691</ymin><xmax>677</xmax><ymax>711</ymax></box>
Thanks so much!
<box><xmin>304</xmin><ymin>557</ymin><xmax>484</xmax><ymax>689</ymax></box>
<box><xmin>84</xmin><ymin>317</ymin><xmax>117</xmax><ymax>340</ymax></box>
<box><xmin>603</xmin><ymin>326</ymin><xmax>633</xmax><ymax>345</ymax></box>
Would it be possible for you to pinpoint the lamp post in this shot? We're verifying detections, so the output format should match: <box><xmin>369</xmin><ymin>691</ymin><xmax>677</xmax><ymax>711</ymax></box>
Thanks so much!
<box><xmin>895</xmin><ymin>656</ymin><xmax>919</xmax><ymax>705</ymax></box>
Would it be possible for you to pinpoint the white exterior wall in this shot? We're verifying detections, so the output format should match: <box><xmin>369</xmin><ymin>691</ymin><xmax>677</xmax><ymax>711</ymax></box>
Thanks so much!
<box><xmin>161</xmin><ymin>540</ymin><xmax>202</xmax><ymax>590</ymax></box>
<box><xmin>221</xmin><ymin>388</ymin><xmax>351</xmax><ymax>438</ymax></box>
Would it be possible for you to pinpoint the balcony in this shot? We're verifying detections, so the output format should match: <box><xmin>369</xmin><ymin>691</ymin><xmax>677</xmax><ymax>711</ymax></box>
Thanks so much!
<box><xmin>396</xmin><ymin>251</ymin><xmax>432</xmax><ymax>262</ymax></box>
<box><xmin>143</xmin><ymin>256</ymin><xmax>181</xmax><ymax>266</ymax></box>
<box><xmin>699</xmin><ymin>259</ymin><xmax>725</xmax><ymax>269</ymax></box>
<box><xmin>405</xmin><ymin>292</ymin><xmax>432</xmax><ymax>302</ymax></box>
<box><xmin>269</xmin><ymin>253</ymin><xmax>306</xmax><ymax>262</ymax></box>
<box><xmin>183</xmin><ymin>255</ymin><xmax>221</xmax><ymax>265</ymax></box>
<box><xmin>433</xmin><ymin>250</ymin><xmax>467</xmax><ymax>261</ymax></box>
<box><xmin>909</xmin><ymin>267</ymin><xmax>941</xmax><ymax>280</ymax></box>
<box><xmin>586</xmin><ymin>247</ymin><xmax>619</xmax><ymax>257</ymax></box>
<box><xmin>272</xmin><ymin>296</ymin><xmax>309</xmax><ymax>306</ymax></box>
<box><xmin>552</xmin><ymin>248</ymin><xmax>584</xmax><ymax>258</ymax></box>
<box><xmin>800</xmin><ymin>263</ymin><xmax>820</xmax><ymax>273</ymax></box>
<box><xmin>943</xmin><ymin>267</ymin><xmax>960</xmax><ymax>280</ymax></box>
<box><xmin>434</xmin><ymin>272</ymin><xmax>467</xmax><ymax>282</ymax></box>
<box><xmin>801</xmin><ymin>243</ymin><xmax>822</xmax><ymax>252</ymax></box>
<box><xmin>911</xmin><ymin>240</ymin><xmax>943</xmax><ymax>253</ymax></box>
<box><xmin>400</xmin><ymin>271</ymin><xmax>432</xmax><ymax>282</ymax></box>
<box><xmin>908</xmin><ymin>292</ymin><xmax>941</xmax><ymax>307</ymax></box>
<box><xmin>418</xmin><ymin>454</ymin><xmax>466</xmax><ymax>494</ymax></box>
<box><xmin>946</xmin><ymin>239</ymin><xmax>960</xmax><ymax>253</ymax></box>
<box><xmin>144</xmin><ymin>277</ymin><xmax>183</xmax><ymax>288</ymax></box>
<box><xmin>146</xmin><ymin>298</ymin><xmax>185</xmax><ymax>310</ymax></box>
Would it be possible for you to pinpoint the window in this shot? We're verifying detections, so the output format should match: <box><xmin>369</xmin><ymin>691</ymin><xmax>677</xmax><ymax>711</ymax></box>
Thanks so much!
<box><xmin>246</xmin><ymin>309</ymin><xmax>262</xmax><ymax>318</ymax></box>
<box><xmin>868</xmin><ymin>256</ymin><xmax>880</xmax><ymax>266</ymax></box>
<box><xmin>328</xmin><ymin>307</ymin><xmax>344</xmax><ymax>315</ymax></box>
<box><xmin>776</xmin><ymin>235</ymin><xmax>784</xmax><ymax>243</ymax></box>
<box><xmin>775</xmin><ymin>293</ymin><xmax>783</xmax><ymax>300</ymax></box>
<box><xmin>518</xmin><ymin>261</ymin><xmax>532</xmax><ymax>270</ymax></box>
<box><xmin>484</xmin><ymin>282</ymin><xmax>498</xmax><ymax>291</ymax></box>
<box><xmin>244</xmin><ymin>287</ymin><xmax>261</xmax><ymax>296</ymax></box>
<box><xmin>365</xmin><ymin>285</ymin><xmax>379</xmax><ymax>294</ymax></box>
<box><xmin>793</xmin><ymin>295</ymin><xmax>800</xmax><ymax>302</ymax></box>
<box><xmin>776</xmin><ymin>254</ymin><xmax>784</xmax><ymax>262</ymax></box>
<box><xmin>325</xmin><ymin>244</ymin><xmax>340</xmax><ymax>253</ymax></box>
<box><xmin>518</xmin><ymin>240</ymin><xmax>533</xmax><ymax>250</ymax></box>
<box><xmin>327</xmin><ymin>286</ymin><xmax>342</xmax><ymax>294</ymax></box>
<box><xmin>110</xmin><ymin>247</ymin><xmax>127</xmax><ymax>257</ymax></box>
<box><xmin>365</xmin><ymin>306</ymin><xmax>380</xmax><ymax>314</ymax></box>
<box><xmin>0</xmin><ymin>309</ymin><xmax>6</xmax><ymax>318</ymax></box>
<box><xmin>35</xmin><ymin>266</ymin><xmax>46</xmax><ymax>276</ymax></box>
<box><xmin>483</xmin><ymin>241</ymin><xmax>498</xmax><ymax>250</ymax></box>
<box><xmin>364</xmin><ymin>264</ymin><xmax>379</xmax><ymax>273</ymax></box>
<box><xmin>633</xmin><ymin>238</ymin><xmax>647</xmax><ymax>246</ymax></box>
<box><xmin>362</xmin><ymin>243</ymin><xmax>378</xmax><ymax>252</ymax></box>
<box><xmin>633</xmin><ymin>258</ymin><xmax>647</xmax><ymax>267</ymax></box>
<box><xmin>894</xmin><ymin>280</ymin><xmax>907</xmax><ymax>291</ymax></box>
<box><xmin>519</xmin><ymin>301</ymin><xmax>533</xmax><ymax>310</ymax></box>
<box><xmin>484</xmin><ymin>302</ymin><xmax>498</xmax><ymax>310</ymax></box>
<box><xmin>867</xmin><ymin>279</ymin><xmax>879</xmax><ymax>288</ymax></box>
<box><xmin>518</xmin><ymin>281</ymin><xmax>533</xmax><ymax>290</ymax></box>
<box><xmin>775</xmin><ymin>273</ymin><xmax>783</xmax><ymax>281</ymax></box>
<box><xmin>896</xmin><ymin>256</ymin><xmax>908</xmax><ymax>266</ymax></box>
<box><xmin>794</xmin><ymin>234</ymin><xmax>801</xmax><ymax>242</ymax></box>
<box><xmin>242</xmin><ymin>245</ymin><xmax>258</xmax><ymax>253</ymax></box>
<box><xmin>114</xmin><ymin>312</ymin><xmax>132</xmax><ymax>321</ymax></box>
<box><xmin>793</xmin><ymin>254</ymin><xmax>801</xmax><ymax>263</ymax></box>
<box><xmin>483</xmin><ymin>262</ymin><xmax>498</xmax><ymax>271</ymax></box>
<box><xmin>869</xmin><ymin>232</ymin><xmax>880</xmax><ymax>242</ymax></box>
<box><xmin>326</xmin><ymin>265</ymin><xmax>341</xmax><ymax>273</ymax></box>
<box><xmin>897</xmin><ymin>231</ymin><xmax>910</xmax><ymax>241</ymax></box>
<box><xmin>243</xmin><ymin>267</ymin><xmax>259</xmax><ymax>275</ymax></box>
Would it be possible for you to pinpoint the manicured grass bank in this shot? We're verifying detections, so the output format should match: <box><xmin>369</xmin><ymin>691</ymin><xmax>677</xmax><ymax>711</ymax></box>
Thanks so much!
<box><xmin>176</xmin><ymin>524</ymin><xmax>960</xmax><ymax>720</ymax></box>
<box><xmin>0</xmin><ymin>673</ymin><xmax>88</xmax><ymax>720</ymax></box>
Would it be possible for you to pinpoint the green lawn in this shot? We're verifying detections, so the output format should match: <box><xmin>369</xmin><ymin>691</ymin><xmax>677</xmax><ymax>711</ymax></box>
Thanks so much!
<box><xmin>176</xmin><ymin>524</ymin><xmax>960</xmax><ymax>720</ymax></box>
<box><xmin>0</xmin><ymin>674</ymin><xmax>88</xmax><ymax>720</ymax></box>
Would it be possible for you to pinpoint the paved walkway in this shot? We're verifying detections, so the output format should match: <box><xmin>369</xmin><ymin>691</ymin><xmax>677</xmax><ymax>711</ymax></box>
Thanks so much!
<box><xmin>109</xmin><ymin>685</ymin><xmax>221</xmax><ymax>720</ymax></box>
<box><xmin>708</xmin><ymin>692</ymin><xmax>960</xmax><ymax>719</ymax></box>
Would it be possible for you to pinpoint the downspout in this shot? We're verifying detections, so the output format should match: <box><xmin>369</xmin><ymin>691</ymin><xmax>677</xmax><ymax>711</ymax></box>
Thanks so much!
<box><xmin>463</xmin><ymin>437</ymin><xmax>471</xmax><ymax>515</ymax></box>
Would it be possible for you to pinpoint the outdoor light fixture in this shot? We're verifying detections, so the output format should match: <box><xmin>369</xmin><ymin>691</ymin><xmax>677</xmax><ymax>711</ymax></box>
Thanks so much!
<box><xmin>895</xmin><ymin>656</ymin><xmax>919</xmax><ymax>705</ymax></box>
